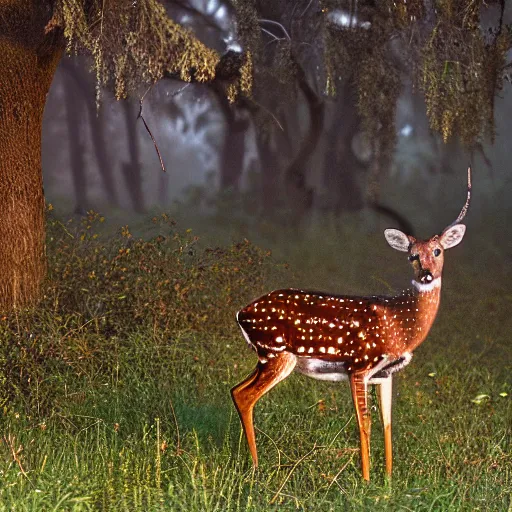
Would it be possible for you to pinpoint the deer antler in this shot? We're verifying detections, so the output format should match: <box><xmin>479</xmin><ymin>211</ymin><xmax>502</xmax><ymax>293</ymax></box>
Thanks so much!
<box><xmin>452</xmin><ymin>167</ymin><xmax>471</xmax><ymax>226</ymax></box>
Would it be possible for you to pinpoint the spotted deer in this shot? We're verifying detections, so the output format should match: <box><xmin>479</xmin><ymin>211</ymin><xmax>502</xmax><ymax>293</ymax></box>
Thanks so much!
<box><xmin>231</xmin><ymin>168</ymin><xmax>471</xmax><ymax>481</ymax></box>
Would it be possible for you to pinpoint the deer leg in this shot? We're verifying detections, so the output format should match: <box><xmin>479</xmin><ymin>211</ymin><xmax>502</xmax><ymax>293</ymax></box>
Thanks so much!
<box><xmin>377</xmin><ymin>376</ymin><xmax>393</xmax><ymax>477</ymax></box>
<box><xmin>231</xmin><ymin>352</ymin><xmax>297</xmax><ymax>466</ymax></box>
<box><xmin>350</xmin><ymin>373</ymin><xmax>371</xmax><ymax>481</ymax></box>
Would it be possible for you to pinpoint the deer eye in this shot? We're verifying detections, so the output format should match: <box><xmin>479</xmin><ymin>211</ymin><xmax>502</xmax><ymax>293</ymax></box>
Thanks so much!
<box><xmin>434</xmin><ymin>248</ymin><xmax>441</xmax><ymax>257</ymax></box>
<box><xmin>408</xmin><ymin>254</ymin><xmax>419</xmax><ymax>262</ymax></box>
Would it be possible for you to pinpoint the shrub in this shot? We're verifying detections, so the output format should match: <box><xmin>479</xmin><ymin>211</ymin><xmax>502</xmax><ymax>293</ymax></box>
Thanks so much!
<box><xmin>0</xmin><ymin>211</ymin><xmax>290</xmax><ymax>411</ymax></box>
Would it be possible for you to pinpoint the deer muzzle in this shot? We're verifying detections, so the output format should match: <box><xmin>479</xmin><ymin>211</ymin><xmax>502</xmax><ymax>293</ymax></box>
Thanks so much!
<box><xmin>419</xmin><ymin>269</ymin><xmax>434</xmax><ymax>284</ymax></box>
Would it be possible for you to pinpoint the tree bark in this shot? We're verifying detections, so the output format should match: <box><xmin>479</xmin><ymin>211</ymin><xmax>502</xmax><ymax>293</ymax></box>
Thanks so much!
<box><xmin>0</xmin><ymin>1</ymin><xmax>63</xmax><ymax>310</ymax></box>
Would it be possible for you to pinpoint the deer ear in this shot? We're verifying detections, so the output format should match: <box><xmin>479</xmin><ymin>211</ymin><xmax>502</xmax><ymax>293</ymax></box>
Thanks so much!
<box><xmin>439</xmin><ymin>224</ymin><xmax>466</xmax><ymax>249</ymax></box>
<box><xmin>384</xmin><ymin>229</ymin><xmax>411</xmax><ymax>252</ymax></box>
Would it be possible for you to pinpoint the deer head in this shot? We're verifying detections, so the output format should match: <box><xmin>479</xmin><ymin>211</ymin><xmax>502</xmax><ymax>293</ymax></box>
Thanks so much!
<box><xmin>384</xmin><ymin>167</ymin><xmax>471</xmax><ymax>288</ymax></box>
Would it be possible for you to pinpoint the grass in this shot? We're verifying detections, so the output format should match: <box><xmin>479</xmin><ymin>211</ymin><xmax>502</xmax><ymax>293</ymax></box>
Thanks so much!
<box><xmin>0</xmin><ymin>210</ymin><xmax>510</xmax><ymax>511</ymax></box>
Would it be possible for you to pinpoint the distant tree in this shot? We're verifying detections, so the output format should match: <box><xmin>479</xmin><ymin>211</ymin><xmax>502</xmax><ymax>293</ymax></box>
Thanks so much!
<box><xmin>0</xmin><ymin>0</ymin><xmax>249</xmax><ymax>311</ymax></box>
<box><xmin>63</xmin><ymin>65</ymin><xmax>89</xmax><ymax>214</ymax></box>
<box><xmin>121</xmin><ymin>100</ymin><xmax>146</xmax><ymax>213</ymax></box>
<box><xmin>61</xmin><ymin>58</ymin><xmax>120</xmax><ymax>211</ymax></box>
<box><xmin>232</xmin><ymin>0</ymin><xmax>510</xmax><ymax>217</ymax></box>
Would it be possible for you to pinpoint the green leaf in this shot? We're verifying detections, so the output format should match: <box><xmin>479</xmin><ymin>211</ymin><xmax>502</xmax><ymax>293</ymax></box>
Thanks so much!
<box><xmin>471</xmin><ymin>394</ymin><xmax>490</xmax><ymax>404</ymax></box>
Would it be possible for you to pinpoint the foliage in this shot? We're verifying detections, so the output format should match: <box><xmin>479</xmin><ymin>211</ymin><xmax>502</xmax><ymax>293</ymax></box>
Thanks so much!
<box><xmin>0</xmin><ymin>211</ymin><xmax>289</xmax><ymax>410</ymax></box>
<box><xmin>420</xmin><ymin>1</ymin><xmax>510</xmax><ymax>144</ymax></box>
<box><xmin>327</xmin><ymin>0</ymin><xmax>510</xmax><ymax>144</ymax></box>
<box><xmin>49</xmin><ymin>0</ymin><xmax>221</xmax><ymax>101</ymax></box>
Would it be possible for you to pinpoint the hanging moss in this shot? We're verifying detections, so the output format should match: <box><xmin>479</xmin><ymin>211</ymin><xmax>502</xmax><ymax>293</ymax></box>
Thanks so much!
<box><xmin>234</xmin><ymin>0</ymin><xmax>510</xmax><ymax>157</ymax></box>
<box><xmin>48</xmin><ymin>0</ymin><xmax>510</xmax><ymax>150</ymax></box>
<box><xmin>420</xmin><ymin>4</ymin><xmax>509</xmax><ymax>144</ymax></box>
<box><xmin>49</xmin><ymin>0</ymin><xmax>223</xmax><ymax>101</ymax></box>
<box><xmin>324</xmin><ymin>0</ymin><xmax>510</xmax><ymax>147</ymax></box>
<box><xmin>231</xmin><ymin>0</ymin><xmax>261</xmax><ymax>58</ymax></box>
<box><xmin>322</xmin><ymin>1</ymin><xmax>403</xmax><ymax>188</ymax></box>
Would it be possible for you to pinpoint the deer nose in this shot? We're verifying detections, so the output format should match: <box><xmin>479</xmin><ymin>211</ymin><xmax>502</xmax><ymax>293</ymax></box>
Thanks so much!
<box><xmin>419</xmin><ymin>270</ymin><xmax>433</xmax><ymax>284</ymax></box>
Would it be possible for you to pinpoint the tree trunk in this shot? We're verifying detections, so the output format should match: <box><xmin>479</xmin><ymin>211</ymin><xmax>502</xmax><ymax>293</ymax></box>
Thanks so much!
<box><xmin>122</xmin><ymin>101</ymin><xmax>146</xmax><ymax>213</ymax></box>
<box><xmin>322</xmin><ymin>84</ymin><xmax>364</xmax><ymax>214</ymax></box>
<box><xmin>211</xmin><ymin>84</ymin><xmax>249</xmax><ymax>192</ymax></box>
<box><xmin>61</xmin><ymin>59</ymin><xmax>120</xmax><ymax>209</ymax></box>
<box><xmin>0</xmin><ymin>1</ymin><xmax>63</xmax><ymax>310</ymax></box>
<box><xmin>64</xmin><ymin>71</ymin><xmax>88</xmax><ymax>214</ymax></box>
<box><xmin>284</xmin><ymin>65</ymin><xmax>324</xmax><ymax>222</ymax></box>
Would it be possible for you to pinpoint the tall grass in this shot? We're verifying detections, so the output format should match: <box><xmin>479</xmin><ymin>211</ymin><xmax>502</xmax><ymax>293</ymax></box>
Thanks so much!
<box><xmin>0</xmin><ymin>210</ymin><xmax>510</xmax><ymax>510</ymax></box>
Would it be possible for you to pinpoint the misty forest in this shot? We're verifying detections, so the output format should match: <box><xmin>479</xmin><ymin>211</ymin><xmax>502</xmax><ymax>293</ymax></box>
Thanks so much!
<box><xmin>0</xmin><ymin>0</ymin><xmax>511</xmax><ymax>509</ymax></box>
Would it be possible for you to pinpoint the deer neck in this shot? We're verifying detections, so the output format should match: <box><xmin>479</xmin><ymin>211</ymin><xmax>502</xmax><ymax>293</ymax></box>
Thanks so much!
<box><xmin>403</xmin><ymin>277</ymin><xmax>442</xmax><ymax>352</ymax></box>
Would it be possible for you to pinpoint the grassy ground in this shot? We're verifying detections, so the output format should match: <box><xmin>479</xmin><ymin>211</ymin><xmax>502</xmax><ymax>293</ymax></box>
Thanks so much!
<box><xmin>0</xmin><ymin>211</ymin><xmax>510</xmax><ymax>511</ymax></box>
